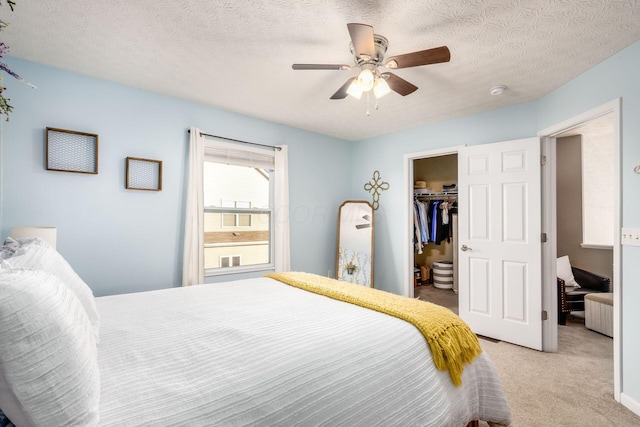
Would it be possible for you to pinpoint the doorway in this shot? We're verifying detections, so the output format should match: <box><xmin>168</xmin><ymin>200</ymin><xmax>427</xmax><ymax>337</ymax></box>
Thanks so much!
<box><xmin>538</xmin><ymin>99</ymin><xmax>621</xmax><ymax>400</ymax></box>
<box><xmin>412</xmin><ymin>153</ymin><xmax>459</xmax><ymax>314</ymax></box>
<box><xmin>404</xmin><ymin>146</ymin><xmax>464</xmax><ymax>302</ymax></box>
<box><xmin>403</xmin><ymin>99</ymin><xmax>621</xmax><ymax>399</ymax></box>
<box><xmin>555</xmin><ymin>116</ymin><xmax>614</xmax><ymax>325</ymax></box>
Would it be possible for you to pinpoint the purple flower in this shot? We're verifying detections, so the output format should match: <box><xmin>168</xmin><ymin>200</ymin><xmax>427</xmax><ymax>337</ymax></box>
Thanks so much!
<box><xmin>0</xmin><ymin>62</ymin><xmax>35</xmax><ymax>88</ymax></box>
<box><xmin>0</xmin><ymin>1</ymin><xmax>33</xmax><ymax>120</ymax></box>
<box><xmin>0</xmin><ymin>42</ymin><xmax>9</xmax><ymax>58</ymax></box>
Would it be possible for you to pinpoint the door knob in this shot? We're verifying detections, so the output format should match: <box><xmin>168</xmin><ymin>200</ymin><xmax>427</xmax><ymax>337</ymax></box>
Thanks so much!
<box><xmin>461</xmin><ymin>245</ymin><xmax>471</xmax><ymax>251</ymax></box>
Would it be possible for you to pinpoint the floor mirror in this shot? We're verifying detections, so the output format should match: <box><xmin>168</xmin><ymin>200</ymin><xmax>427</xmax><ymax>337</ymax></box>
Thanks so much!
<box><xmin>336</xmin><ymin>200</ymin><xmax>374</xmax><ymax>287</ymax></box>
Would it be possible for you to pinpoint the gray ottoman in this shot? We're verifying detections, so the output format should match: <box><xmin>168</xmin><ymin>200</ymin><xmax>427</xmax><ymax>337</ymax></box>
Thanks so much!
<box><xmin>584</xmin><ymin>292</ymin><xmax>613</xmax><ymax>337</ymax></box>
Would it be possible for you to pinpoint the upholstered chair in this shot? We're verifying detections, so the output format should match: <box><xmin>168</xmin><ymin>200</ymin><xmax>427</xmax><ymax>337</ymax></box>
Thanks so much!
<box><xmin>558</xmin><ymin>267</ymin><xmax>611</xmax><ymax>325</ymax></box>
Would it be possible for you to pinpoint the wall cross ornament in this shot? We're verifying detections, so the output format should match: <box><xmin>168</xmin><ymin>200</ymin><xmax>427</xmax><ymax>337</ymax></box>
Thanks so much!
<box><xmin>364</xmin><ymin>170</ymin><xmax>389</xmax><ymax>210</ymax></box>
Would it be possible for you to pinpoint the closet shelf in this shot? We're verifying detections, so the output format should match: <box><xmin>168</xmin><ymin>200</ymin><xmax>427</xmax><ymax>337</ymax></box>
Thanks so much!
<box><xmin>414</xmin><ymin>192</ymin><xmax>458</xmax><ymax>199</ymax></box>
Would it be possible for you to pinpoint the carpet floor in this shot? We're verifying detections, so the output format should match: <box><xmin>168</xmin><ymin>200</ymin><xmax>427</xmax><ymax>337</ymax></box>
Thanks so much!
<box><xmin>415</xmin><ymin>285</ymin><xmax>640</xmax><ymax>426</ymax></box>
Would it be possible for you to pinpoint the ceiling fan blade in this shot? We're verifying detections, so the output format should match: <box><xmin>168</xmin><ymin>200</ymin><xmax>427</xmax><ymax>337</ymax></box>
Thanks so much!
<box><xmin>330</xmin><ymin>77</ymin><xmax>356</xmax><ymax>99</ymax></box>
<box><xmin>347</xmin><ymin>23</ymin><xmax>375</xmax><ymax>60</ymax></box>
<box><xmin>292</xmin><ymin>64</ymin><xmax>351</xmax><ymax>70</ymax></box>
<box><xmin>382</xmin><ymin>72</ymin><xmax>418</xmax><ymax>96</ymax></box>
<box><xmin>384</xmin><ymin>46</ymin><xmax>450</xmax><ymax>69</ymax></box>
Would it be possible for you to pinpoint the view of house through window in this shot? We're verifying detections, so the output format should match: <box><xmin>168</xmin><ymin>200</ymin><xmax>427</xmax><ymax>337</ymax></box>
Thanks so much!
<box><xmin>203</xmin><ymin>162</ymin><xmax>272</xmax><ymax>272</ymax></box>
<box><xmin>220</xmin><ymin>255</ymin><xmax>241</xmax><ymax>267</ymax></box>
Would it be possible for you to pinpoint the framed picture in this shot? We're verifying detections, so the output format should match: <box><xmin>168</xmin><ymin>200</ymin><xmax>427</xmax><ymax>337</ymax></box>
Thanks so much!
<box><xmin>46</xmin><ymin>127</ymin><xmax>99</xmax><ymax>174</ymax></box>
<box><xmin>126</xmin><ymin>157</ymin><xmax>162</xmax><ymax>191</ymax></box>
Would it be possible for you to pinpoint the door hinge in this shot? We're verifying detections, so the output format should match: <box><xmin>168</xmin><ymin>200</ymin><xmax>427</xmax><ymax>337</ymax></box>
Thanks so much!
<box><xmin>540</xmin><ymin>155</ymin><xmax>547</xmax><ymax>166</ymax></box>
<box><xmin>541</xmin><ymin>232</ymin><xmax>548</xmax><ymax>243</ymax></box>
<box><xmin>542</xmin><ymin>310</ymin><xmax>548</xmax><ymax>321</ymax></box>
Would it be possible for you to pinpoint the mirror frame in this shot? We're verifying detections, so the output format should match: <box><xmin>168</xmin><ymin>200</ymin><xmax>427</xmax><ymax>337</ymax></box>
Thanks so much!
<box><xmin>335</xmin><ymin>200</ymin><xmax>375</xmax><ymax>287</ymax></box>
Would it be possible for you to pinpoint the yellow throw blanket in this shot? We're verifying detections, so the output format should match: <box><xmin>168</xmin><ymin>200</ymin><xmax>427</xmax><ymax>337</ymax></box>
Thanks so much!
<box><xmin>265</xmin><ymin>272</ymin><xmax>482</xmax><ymax>386</ymax></box>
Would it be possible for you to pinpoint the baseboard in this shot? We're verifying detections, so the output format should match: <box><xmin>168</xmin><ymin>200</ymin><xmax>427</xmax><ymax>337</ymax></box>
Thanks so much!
<box><xmin>621</xmin><ymin>393</ymin><xmax>640</xmax><ymax>417</ymax></box>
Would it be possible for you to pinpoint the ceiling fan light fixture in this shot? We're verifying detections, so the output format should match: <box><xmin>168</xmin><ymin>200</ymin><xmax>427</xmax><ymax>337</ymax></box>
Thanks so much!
<box><xmin>346</xmin><ymin>80</ymin><xmax>363</xmax><ymax>99</ymax></box>
<box><xmin>373</xmin><ymin>77</ymin><xmax>391</xmax><ymax>98</ymax></box>
<box><xmin>356</xmin><ymin>68</ymin><xmax>374</xmax><ymax>92</ymax></box>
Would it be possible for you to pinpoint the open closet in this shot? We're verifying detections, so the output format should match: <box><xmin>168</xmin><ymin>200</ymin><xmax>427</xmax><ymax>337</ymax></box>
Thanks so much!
<box><xmin>412</xmin><ymin>154</ymin><xmax>459</xmax><ymax>313</ymax></box>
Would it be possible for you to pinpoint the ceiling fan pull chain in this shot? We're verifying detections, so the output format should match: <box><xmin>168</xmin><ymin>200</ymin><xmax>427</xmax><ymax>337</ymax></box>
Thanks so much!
<box><xmin>366</xmin><ymin>91</ymin><xmax>371</xmax><ymax>116</ymax></box>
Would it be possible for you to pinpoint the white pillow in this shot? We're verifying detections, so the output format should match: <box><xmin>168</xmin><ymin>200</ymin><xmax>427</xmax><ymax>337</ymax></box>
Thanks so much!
<box><xmin>557</xmin><ymin>255</ymin><xmax>580</xmax><ymax>288</ymax></box>
<box><xmin>0</xmin><ymin>238</ymin><xmax>100</xmax><ymax>341</ymax></box>
<box><xmin>0</xmin><ymin>269</ymin><xmax>100</xmax><ymax>426</ymax></box>
<box><xmin>0</xmin><ymin>237</ymin><xmax>20</xmax><ymax>260</ymax></box>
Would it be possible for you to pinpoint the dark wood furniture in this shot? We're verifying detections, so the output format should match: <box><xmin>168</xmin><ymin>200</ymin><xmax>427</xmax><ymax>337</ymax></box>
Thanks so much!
<box><xmin>558</xmin><ymin>267</ymin><xmax>611</xmax><ymax>325</ymax></box>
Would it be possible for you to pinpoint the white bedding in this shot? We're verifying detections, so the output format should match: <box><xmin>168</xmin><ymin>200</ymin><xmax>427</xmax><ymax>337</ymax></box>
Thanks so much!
<box><xmin>96</xmin><ymin>277</ymin><xmax>511</xmax><ymax>426</ymax></box>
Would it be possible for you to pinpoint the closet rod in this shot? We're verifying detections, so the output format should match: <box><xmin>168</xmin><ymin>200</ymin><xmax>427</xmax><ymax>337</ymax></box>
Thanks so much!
<box><xmin>187</xmin><ymin>129</ymin><xmax>281</xmax><ymax>151</ymax></box>
<box><xmin>414</xmin><ymin>193</ymin><xmax>458</xmax><ymax>200</ymax></box>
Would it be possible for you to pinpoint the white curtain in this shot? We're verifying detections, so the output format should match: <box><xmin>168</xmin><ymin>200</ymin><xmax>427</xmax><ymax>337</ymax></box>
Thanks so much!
<box><xmin>182</xmin><ymin>127</ymin><xmax>205</xmax><ymax>286</ymax></box>
<box><xmin>274</xmin><ymin>145</ymin><xmax>291</xmax><ymax>272</ymax></box>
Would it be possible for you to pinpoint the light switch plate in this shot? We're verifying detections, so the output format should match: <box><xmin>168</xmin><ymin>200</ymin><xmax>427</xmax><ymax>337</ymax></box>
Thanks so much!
<box><xmin>621</xmin><ymin>227</ymin><xmax>640</xmax><ymax>246</ymax></box>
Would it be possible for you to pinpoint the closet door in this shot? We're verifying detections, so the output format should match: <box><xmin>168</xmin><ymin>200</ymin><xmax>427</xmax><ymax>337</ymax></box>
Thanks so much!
<box><xmin>458</xmin><ymin>137</ymin><xmax>542</xmax><ymax>350</ymax></box>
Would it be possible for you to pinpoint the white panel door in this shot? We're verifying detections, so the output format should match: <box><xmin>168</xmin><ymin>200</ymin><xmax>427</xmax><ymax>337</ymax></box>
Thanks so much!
<box><xmin>458</xmin><ymin>138</ymin><xmax>542</xmax><ymax>350</ymax></box>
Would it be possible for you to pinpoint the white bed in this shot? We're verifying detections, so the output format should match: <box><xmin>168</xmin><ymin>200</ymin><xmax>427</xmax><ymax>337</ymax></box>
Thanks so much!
<box><xmin>0</xmin><ymin>238</ymin><xmax>511</xmax><ymax>427</ymax></box>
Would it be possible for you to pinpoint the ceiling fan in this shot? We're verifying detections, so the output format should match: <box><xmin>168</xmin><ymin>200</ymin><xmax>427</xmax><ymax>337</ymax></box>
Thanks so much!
<box><xmin>292</xmin><ymin>23</ymin><xmax>450</xmax><ymax>100</ymax></box>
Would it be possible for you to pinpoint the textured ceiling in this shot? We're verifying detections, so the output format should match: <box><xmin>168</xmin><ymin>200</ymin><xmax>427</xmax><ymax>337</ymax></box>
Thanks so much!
<box><xmin>3</xmin><ymin>1</ymin><xmax>640</xmax><ymax>141</ymax></box>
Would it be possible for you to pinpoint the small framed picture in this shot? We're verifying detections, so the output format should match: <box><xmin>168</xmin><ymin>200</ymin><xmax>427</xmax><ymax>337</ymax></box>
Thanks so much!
<box><xmin>125</xmin><ymin>157</ymin><xmax>162</xmax><ymax>191</ymax></box>
<box><xmin>46</xmin><ymin>127</ymin><xmax>98</xmax><ymax>174</ymax></box>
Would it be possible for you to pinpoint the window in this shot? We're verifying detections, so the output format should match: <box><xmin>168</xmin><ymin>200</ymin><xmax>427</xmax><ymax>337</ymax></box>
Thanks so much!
<box><xmin>221</xmin><ymin>202</ymin><xmax>252</xmax><ymax>227</ymax></box>
<box><xmin>581</xmin><ymin>132</ymin><xmax>614</xmax><ymax>248</ymax></box>
<box><xmin>220</xmin><ymin>255</ymin><xmax>241</xmax><ymax>268</ymax></box>
<box><xmin>203</xmin><ymin>141</ymin><xmax>275</xmax><ymax>274</ymax></box>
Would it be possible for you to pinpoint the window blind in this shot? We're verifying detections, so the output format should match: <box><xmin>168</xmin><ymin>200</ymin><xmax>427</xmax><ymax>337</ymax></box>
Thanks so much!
<box><xmin>204</xmin><ymin>139</ymin><xmax>274</xmax><ymax>169</ymax></box>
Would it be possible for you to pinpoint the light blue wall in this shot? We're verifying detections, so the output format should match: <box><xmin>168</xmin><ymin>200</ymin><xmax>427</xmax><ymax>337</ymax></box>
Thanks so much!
<box><xmin>0</xmin><ymin>57</ymin><xmax>352</xmax><ymax>296</ymax></box>
<box><xmin>352</xmin><ymin>39</ymin><xmax>640</xmax><ymax>413</ymax></box>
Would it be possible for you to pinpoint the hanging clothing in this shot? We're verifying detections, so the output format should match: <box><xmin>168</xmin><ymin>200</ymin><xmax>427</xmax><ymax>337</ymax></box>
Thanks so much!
<box><xmin>418</xmin><ymin>200</ymin><xmax>430</xmax><ymax>243</ymax></box>
<box><xmin>430</xmin><ymin>200</ymin><xmax>441</xmax><ymax>242</ymax></box>
<box><xmin>413</xmin><ymin>203</ymin><xmax>423</xmax><ymax>254</ymax></box>
<box><xmin>418</xmin><ymin>199</ymin><xmax>434</xmax><ymax>244</ymax></box>
<box><xmin>413</xmin><ymin>198</ymin><xmax>458</xmax><ymax>249</ymax></box>
<box><xmin>441</xmin><ymin>201</ymin><xmax>449</xmax><ymax>225</ymax></box>
<box><xmin>434</xmin><ymin>208</ymin><xmax>450</xmax><ymax>244</ymax></box>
